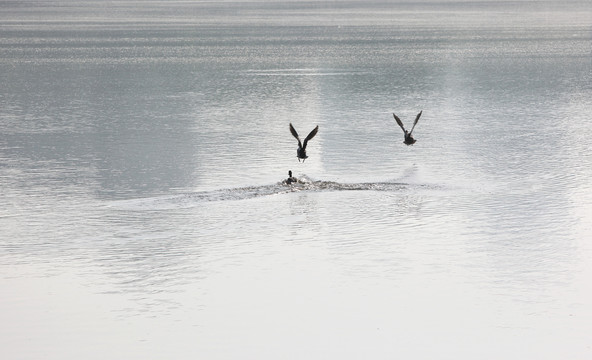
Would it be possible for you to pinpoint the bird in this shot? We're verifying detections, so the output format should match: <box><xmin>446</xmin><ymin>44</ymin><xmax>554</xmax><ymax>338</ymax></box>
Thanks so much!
<box><xmin>393</xmin><ymin>111</ymin><xmax>422</xmax><ymax>145</ymax></box>
<box><xmin>284</xmin><ymin>170</ymin><xmax>298</xmax><ymax>185</ymax></box>
<box><xmin>289</xmin><ymin>123</ymin><xmax>319</xmax><ymax>162</ymax></box>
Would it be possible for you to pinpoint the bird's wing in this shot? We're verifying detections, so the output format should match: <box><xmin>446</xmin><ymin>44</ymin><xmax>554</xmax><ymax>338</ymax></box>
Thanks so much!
<box><xmin>289</xmin><ymin>123</ymin><xmax>303</xmax><ymax>147</ymax></box>
<box><xmin>289</xmin><ymin>123</ymin><xmax>300</xmax><ymax>140</ymax></box>
<box><xmin>409</xmin><ymin>110</ymin><xmax>422</xmax><ymax>135</ymax></box>
<box><xmin>393</xmin><ymin>113</ymin><xmax>406</xmax><ymax>132</ymax></box>
<box><xmin>302</xmin><ymin>125</ymin><xmax>319</xmax><ymax>149</ymax></box>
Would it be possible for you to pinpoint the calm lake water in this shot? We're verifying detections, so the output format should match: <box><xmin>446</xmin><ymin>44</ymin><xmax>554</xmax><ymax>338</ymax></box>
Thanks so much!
<box><xmin>1</xmin><ymin>1</ymin><xmax>591</xmax><ymax>359</ymax></box>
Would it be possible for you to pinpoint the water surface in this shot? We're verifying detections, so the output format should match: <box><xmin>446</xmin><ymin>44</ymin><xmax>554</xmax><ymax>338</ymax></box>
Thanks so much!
<box><xmin>1</xmin><ymin>1</ymin><xmax>591</xmax><ymax>359</ymax></box>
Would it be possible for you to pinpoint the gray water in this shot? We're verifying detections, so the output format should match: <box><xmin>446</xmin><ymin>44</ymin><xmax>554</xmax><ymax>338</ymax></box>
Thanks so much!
<box><xmin>1</xmin><ymin>1</ymin><xmax>591</xmax><ymax>359</ymax></box>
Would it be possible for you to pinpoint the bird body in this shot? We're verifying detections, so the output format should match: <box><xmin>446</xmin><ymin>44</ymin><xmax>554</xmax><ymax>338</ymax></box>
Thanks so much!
<box><xmin>393</xmin><ymin>111</ymin><xmax>422</xmax><ymax>145</ymax></box>
<box><xmin>289</xmin><ymin>123</ymin><xmax>319</xmax><ymax>162</ymax></box>
<box><xmin>285</xmin><ymin>170</ymin><xmax>298</xmax><ymax>185</ymax></box>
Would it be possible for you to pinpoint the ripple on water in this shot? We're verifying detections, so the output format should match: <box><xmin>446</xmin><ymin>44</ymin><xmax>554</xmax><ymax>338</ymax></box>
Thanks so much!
<box><xmin>108</xmin><ymin>176</ymin><xmax>436</xmax><ymax>211</ymax></box>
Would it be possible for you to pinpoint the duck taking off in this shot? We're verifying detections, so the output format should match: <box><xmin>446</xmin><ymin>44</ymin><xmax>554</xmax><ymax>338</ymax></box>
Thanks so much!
<box><xmin>284</xmin><ymin>170</ymin><xmax>298</xmax><ymax>185</ymax></box>
<box><xmin>289</xmin><ymin>123</ymin><xmax>319</xmax><ymax>162</ymax></box>
<box><xmin>393</xmin><ymin>111</ymin><xmax>422</xmax><ymax>145</ymax></box>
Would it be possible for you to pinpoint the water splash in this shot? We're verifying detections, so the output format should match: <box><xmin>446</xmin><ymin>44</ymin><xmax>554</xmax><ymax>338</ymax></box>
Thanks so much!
<box><xmin>110</xmin><ymin>176</ymin><xmax>420</xmax><ymax>210</ymax></box>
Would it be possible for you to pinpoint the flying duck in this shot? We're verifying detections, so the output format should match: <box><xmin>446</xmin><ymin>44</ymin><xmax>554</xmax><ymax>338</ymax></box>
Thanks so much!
<box><xmin>393</xmin><ymin>111</ymin><xmax>422</xmax><ymax>145</ymax></box>
<box><xmin>289</xmin><ymin>123</ymin><xmax>319</xmax><ymax>162</ymax></box>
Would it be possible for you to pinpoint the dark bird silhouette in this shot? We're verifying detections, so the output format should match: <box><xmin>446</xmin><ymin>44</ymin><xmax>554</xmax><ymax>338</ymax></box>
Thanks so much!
<box><xmin>393</xmin><ymin>111</ymin><xmax>422</xmax><ymax>145</ymax></box>
<box><xmin>289</xmin><ymin>123</ymin><xmax>319</xmax><ymax>162</ymax></box>
<box><xmin>285</xmin><ymin>170</ymin><xmax>298</xmax><ymax>185</ymax></box>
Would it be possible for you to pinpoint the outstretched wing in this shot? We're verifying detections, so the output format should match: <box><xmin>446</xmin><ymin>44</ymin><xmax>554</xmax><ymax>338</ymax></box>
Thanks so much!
<box><xmin>409</xmin><ymin>110</ymin><xmax>422</xmax><ymax>135</ymax></box>
<box><xmin>393</xmin><ymin>113</ymin><xmax>406</xmax><ymax>132</ymax></box>
<box><xmin>302</xmin><ymin>125</ymin><xmax>319</xmax><ymax>149</ymax></box>
<box><xmin>289</xmin><ymin>123</ymin><xmax>302</xmax><ymax>145</ymax></box>
<box><xmin>289</xmin><ymin>123</ymin><xmax>299</xmax><ymax>139</ymax></box>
